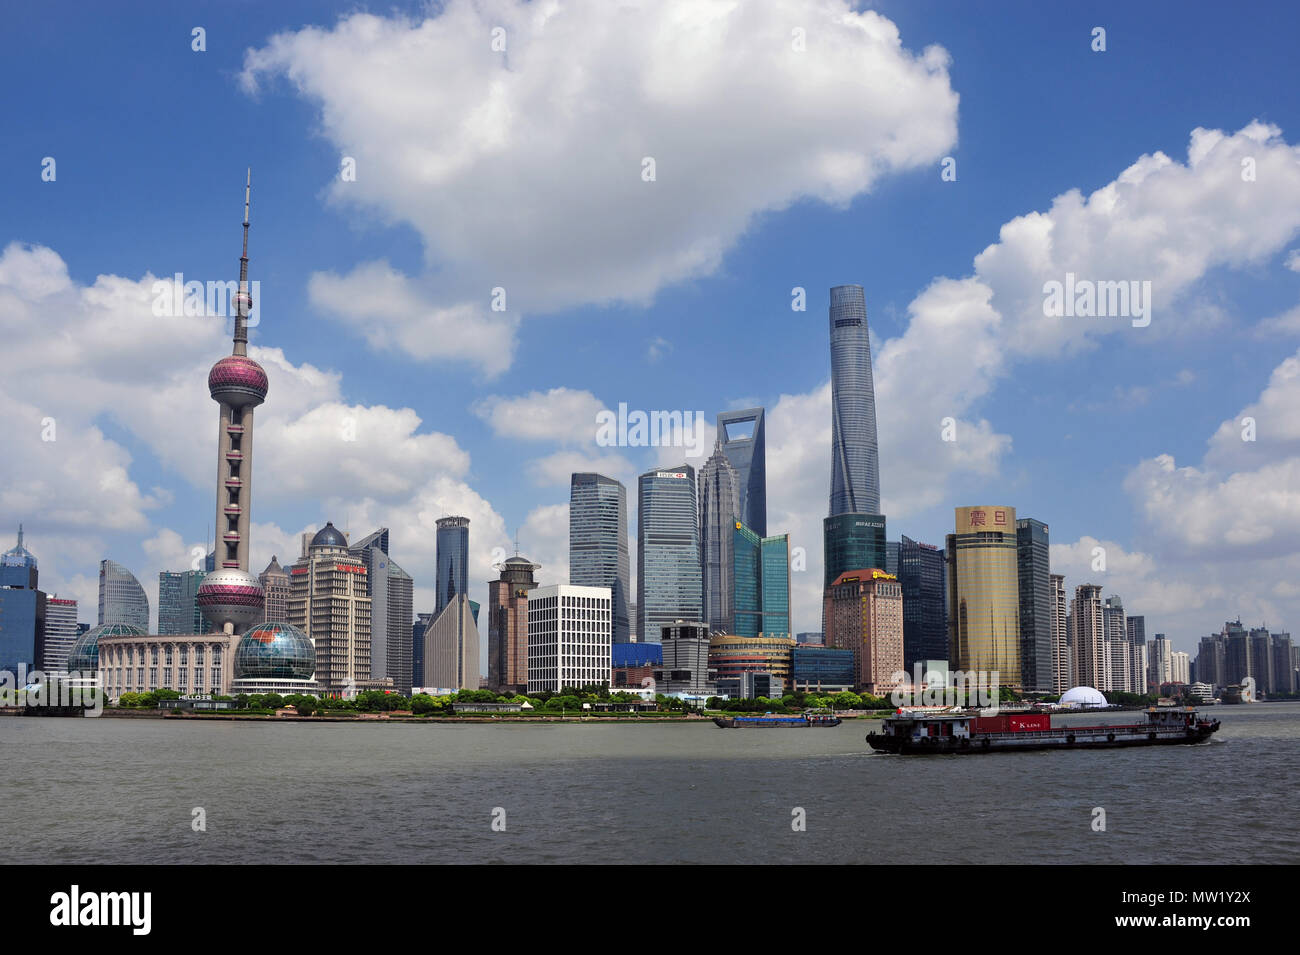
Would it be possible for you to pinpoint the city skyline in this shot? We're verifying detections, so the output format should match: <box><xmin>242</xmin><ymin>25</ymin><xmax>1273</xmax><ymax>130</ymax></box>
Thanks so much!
<box><xmin>5</xmin><ymin>2</ymin><xmax>1300</xmax><ymax>664</ymax></box>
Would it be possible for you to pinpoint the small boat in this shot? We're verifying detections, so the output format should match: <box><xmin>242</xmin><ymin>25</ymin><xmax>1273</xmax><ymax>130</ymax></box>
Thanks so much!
<box><xmin>866</xmin><ymin>706</ymin><xmax>1220</xmax><ymax>754</ymax></box>
<box><xmin>714</xmin><ymin>712</ymin><xmax>842</xmax><ymax>728</ymax></box>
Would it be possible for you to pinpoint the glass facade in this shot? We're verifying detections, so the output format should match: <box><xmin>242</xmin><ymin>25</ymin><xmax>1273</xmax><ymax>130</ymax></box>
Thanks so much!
<box><xmin>698</xmin><ymin>445</ymin><xmax>739</xmax><ymax>634</ymax></box>
<box><xmin>98</xmin><ymin>559</ymin><xmax>149</xmax><ymax>631</ymax></box>
<box><xmin>732</xmin><ymin>524</ymin><xmax>790</xmax><ymax>638</ymax></box>
<box><xmin>828</xmin><ymin>285</ymin><xmax>880</xmax><ymax>516</ymax></box>
<box><xmin>900</xmin><ymin>535</ymin><xmax>947</xmax><ymax>670</ymax></box>
<box><xmin>158</xmin><ymin>570</ymin><xmax>206</xmax><ymax>635</ymax></box>
<box><xmin>946</xmin><ymin>506</ymin><xmax>1022</xmax><ymax>689</ymax></box>
<box><xmin>1015</xmin><ymin>518</ymin><xmax>1053</xmax><ymax>692</ymax></box>
<box><xmin>637</xmin><ymin>465</ymin><xmax>701</xmax><ymax>644</ymax></box>
<box><xmin>823</xmin><ymin>513</ymin><xmax>887</xmax><ymax>589</ymax></box>
<box><xmin>717</xmin><ymin>408</ymin><xmax>766</xmax><ymax>536</ymax></box>
<box><xmin>792</xmin><ymin>646</ymin><xmax>856</xmax><ymax>689</ymax></box>
<box><xmin>569</xmin><ymin>473</ymin><xmax>630</xmax><ymax>643</ymax></box>
<box><xmin>233</xmin><ymin>621</ymin><xmax>316</xmax><ymax>680</ymax></box>
<box><xmin>434</xmin><ymin>517</ymin><xmax>470</xmax><ymax>616</ymax></box>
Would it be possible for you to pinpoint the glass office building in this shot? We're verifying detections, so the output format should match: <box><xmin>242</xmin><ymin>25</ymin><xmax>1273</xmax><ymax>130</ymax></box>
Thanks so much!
<box><xmin>716</xmin><ymin>408</ymin><xmax>766</xmax><ymax>535</ymax></box>
<box><xmin>1015</xmin><ymin>518</ymin><xmax>1053</xmax><ymax>692</ymax></box>
<box><xmin>698</xmin><ymin>443</ymin><xmax>740</xmax><ymax>634</ymax></box>
<box><xmin>158</xmin><ymin>570</ymin><xmax>206</xmax><ymax>635</ymax></box>
<box><xmin>823</xmin><ymin>513</ymin><xmax>887</xmax><ymax>590</ymax></box>
<box><xmin>98</xmin><ymin>559</ymin><xmax>149</xmax><ymax>631</ymax></box>
<box><xmin>792</xmin><ymin>646</ymin><xmax>856</xmax><ymax>691</ymax></box>
<box><xmin>946</xmin><ymin>506</ymin><xmax>1022</xmax><ymax>690</ymax></box>
<box><xmin>434</xmin><ymin>517</ymin><xmax>470</xmax><ymax>616</ymax></box>
<box><xmin>637</xmin><ymin>465</ymin><xmax>701</xmax><ymax>644</ymax></box>
<box><xmin>732</xmin><ymin>523</ymin><xmax>790</xmax><ymax>639</ymax></box>
<box><xmin>569</xmin><ymin>473</ymin><xmax>630</xmax><ymax>643</ymax></box>
<box><xmin>828</xmin><ymin>285</ymin><xmax>880</xmax><ymax>516</ymax></box>
<box><xmin>899</xmin><ymin>535</ymin><xmax>947</xmax><ymax>669</ymax></box>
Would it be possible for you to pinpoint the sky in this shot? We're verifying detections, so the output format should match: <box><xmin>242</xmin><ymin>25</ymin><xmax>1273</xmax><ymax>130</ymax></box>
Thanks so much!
<box><xmin>4</xmin><ymin>0</ymin><xmax>1300</xmax><ymax>665</ymax></box>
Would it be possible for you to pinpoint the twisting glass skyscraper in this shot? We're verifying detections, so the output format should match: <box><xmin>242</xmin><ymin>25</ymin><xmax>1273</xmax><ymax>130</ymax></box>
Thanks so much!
<box><xmin>637</xmin><ymin>465</ymin><xmax>702</xmax><ymax>644</ymax></box>
<box><xmin>698</xmin><ymin>441</ymin><xmax>739</xmax><ymax>634</ymax></box>
<box><xmin>828</xmin><ymin>285</ymin><xmax>880</xmax><ymax>516</ymax></box>
<box><xmin>569</xmin><ymin>473</ymin><xmax>630</xmax><ymax>643</ymax></box>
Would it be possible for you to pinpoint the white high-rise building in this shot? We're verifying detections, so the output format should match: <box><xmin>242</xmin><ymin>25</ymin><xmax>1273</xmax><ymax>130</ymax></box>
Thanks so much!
<box><xmin>527</xmin><ymin>584</ymin><xmax>612</xmax><ymax>694</ymax></box>
<box><xmin>1170</xmin><ymin>651</ymin><xmax>1191</xmax><ymax>685</ymax></box>
<box><xmin>42</xmin><ymin>597</ymin><xmax>80</xmax><ymax>672</ymax></box>
<box><xmin>1150</xmin><ymin>633</ymin><xmax>1173</xmax><ymax>686</ymax></box>
<box><xmin>1050</xmin><ymin>574</ymin><xmax>1069</xmax><ymax>692</ymax></box>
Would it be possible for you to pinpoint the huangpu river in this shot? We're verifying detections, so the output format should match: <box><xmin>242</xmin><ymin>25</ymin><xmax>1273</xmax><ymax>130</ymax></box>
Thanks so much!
<box><xmin>3</xmin><ymin>703</ymin><xmax>1296</xmax><ymax>864</ymax></box>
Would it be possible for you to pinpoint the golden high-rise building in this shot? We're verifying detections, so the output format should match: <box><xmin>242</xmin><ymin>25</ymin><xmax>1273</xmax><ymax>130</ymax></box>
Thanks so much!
<box><xmin>946</xmin><ymin>506</ymin><xmax>1022</xmax><ymax>690</ymax></box>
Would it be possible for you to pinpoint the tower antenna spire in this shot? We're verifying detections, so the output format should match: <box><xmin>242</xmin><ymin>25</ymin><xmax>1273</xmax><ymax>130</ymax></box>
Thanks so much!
<box><xmin>233</xmin><ymin>168</ymin><xmax>253</xmax><ymax>355</ymax></box>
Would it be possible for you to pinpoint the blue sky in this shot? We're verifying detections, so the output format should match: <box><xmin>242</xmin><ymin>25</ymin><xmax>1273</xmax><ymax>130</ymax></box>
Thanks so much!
<box><xmin>5</xmin><ymin>0</ymin><xmax>1300</xmax><ymax>656</ymax></box>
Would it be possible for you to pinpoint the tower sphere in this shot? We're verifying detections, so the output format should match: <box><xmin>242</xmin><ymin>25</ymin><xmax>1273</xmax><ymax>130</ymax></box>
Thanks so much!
<box><xmin>197</xmin><ymin>568</ymin><xmax>265</xmax><ymax>632</ymax></box>
<box><xmin>208</xmin><ymin>354</ymin><xmax>268</xmax><ymax>407</ymax></box>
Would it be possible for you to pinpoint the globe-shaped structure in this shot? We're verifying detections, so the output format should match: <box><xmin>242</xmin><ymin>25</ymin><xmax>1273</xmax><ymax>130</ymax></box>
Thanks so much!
<box><xmin>197</xmin><ymin>568</ymin><xmax>265</xmax><ymax>632</ymax></box>
<box><xmin>208</xmin><ymin>354</ymin><xmax>268</xmax><ymax>407</ymax></box>
<box><xmin>66</xmin><ymin>623</ymin><xmax>146</xmax><ymax>673</ymax></box>
<box><xmin>233</xmin><ymin>621</ymin><xmax>316</xmax><ymax>681</ymax></box>
<box><xmin>1060</xmin><ymin>685</ymin><xmax>1107</xmax><ymax>707</ymax></box>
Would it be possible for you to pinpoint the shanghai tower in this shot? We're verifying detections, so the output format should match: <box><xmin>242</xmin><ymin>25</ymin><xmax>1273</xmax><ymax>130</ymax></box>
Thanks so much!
<box><xmin>828</xmin><ymin>284</ymin><xmax>880</xmax><ymax>515</ymax></box>
<box><xmin>823</xmin><ymin>285</ymin><xmax>886</xmax><ymax>644</ymax></box>
<box><xmin>196</xmin><ymin>171</ymin><xmax>268</xmax><ymax>634</ymax></box>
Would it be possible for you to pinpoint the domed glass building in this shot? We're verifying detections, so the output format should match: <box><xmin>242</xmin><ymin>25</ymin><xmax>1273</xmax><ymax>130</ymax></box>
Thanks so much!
<box><xmin>66</xmin><ymin>623</ymin><xmax>146</xmax><ymax>673</ymax></box>
<box><xmin>231</xmin><ymin>621</ymin><xmax>320</xmax><ymax>696</ymax></box>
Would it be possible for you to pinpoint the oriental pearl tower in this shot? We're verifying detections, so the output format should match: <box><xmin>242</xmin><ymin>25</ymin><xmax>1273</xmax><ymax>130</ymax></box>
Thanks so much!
<box><xmin>196</xmin><ymin>171</ymin><xmax>268</xmax><ymax>633</ymax></box>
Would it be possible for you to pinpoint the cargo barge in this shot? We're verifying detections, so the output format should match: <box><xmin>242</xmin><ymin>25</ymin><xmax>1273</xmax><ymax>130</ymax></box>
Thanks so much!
<box><xmin>866</xmin><ymin>706</ymin><xmax>1219</xmax><ymax>754</ymax></box>
<box><xmin>714</xmin><ymin>713</ymin><xmax>842</xmax><ymax>728</ymax></box>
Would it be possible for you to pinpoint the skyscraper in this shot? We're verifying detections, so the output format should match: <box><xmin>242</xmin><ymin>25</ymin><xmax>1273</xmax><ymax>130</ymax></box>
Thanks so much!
<box><xmin>158</xmin><ymin>570</ymin><xmax>206</xmax><ymax>635</ymax></box>
<box><xmin>350</xmin><ymin>528</ymin><xmax>414</xmax><ymax>695</ymax></box>
<box><xmin>732</xmin><ymin>523</ymin><xmax>791</xmax><ymax>638</ymax></box>
<box><xmin>289</xmin><ymin>522</ymin><xmax>371</xmax><ymax>695</ymax></box>
<box><xmin>424</xmin><ymin>593</ymin><xmax>480</xmax><ymax>691</ymax></box>
<box><xmin>0</xmin><ymin>527</ymin><xmax>46</xmax><ymax>673</ymax></box>
<box><xmin>1102</xmin><ymin>596</ymin><xmax>1129</xmax><ymax>692</ymax></box>
<box><xmin>412</xmin><ymin>611</ymin><xmax>434</xmax><ymax>688</ymax></box>
<box><xmin>196</xmin><ymin>172</ymin><xmax>267</xmax><ymax>635</ymax></box>
<box><xmin>1015</xmin><ymin>518</ymin><xmax>1052</xmax><ymax>692</ymax></box>
<box><xmin>1127</xmin><ymin>615</ymin><xmax>1147</xmax><ymax>692</ymax></box>
<box><xmin>1050</xmin><ymin>573</ymin><xmax>1069</xmax><ymax>692</ymax></box>
<box><xmin>946</xmin><ymin>506</ymin><xmax>1022</xmax><ymax>690</ymax></box>
<box><xmin>98</xmin><ymin>559</ymin><xmax>149</xmax><ymax>631</ymax></box>
<box><xmin>899</xmin><ymin>535</ymin><xmax>947</xmax><ymax>670</ymax></box>
<box><xmin>823</xmin><ymin>513</ymin><xmax>887</xmax><ymax>592</ymax></box>
<box><xmin>716</xmin><ymin>407</ymin><xmax>767</xmax><ymax>535</ymax></box>
<box><xmin>42</xmin><ymin>597</ymin><xmax>79</xmax><ymax>672</ymax></box>
<box><xmin>1070</xmin><ymin>584</ymin><xmax>1105</xmax><ymax>690</ymax></box>
<box><xmin>824</xmin><ymin>569</ymin><xmax>904</xmax><ymax>696</ymax></box>
<box><xmin>1150</xmin><ymin>633</ymin><xmax>1173</xmax><ymax>687</ymax></box>
<box><xmin>698</xmin><ymin>443</ymin><xmax>740</xmax><ymax>634</ymax></box>
<box><xmin>637</xmin><ymin>465</ymin><xmax>702</xmax><ymax>644</ymax></box>
<box><xmin>434</xmin><ymin>517</ymin><xmax>470</xmax><ymax>616</ymax></box>
<box><xmin>569</xmin><ymin>473</ymin><xmax>630</xmax><ymax>643</ymax></box>
<box><xmin>488</xmin><ymin>553</ymin><xmax>540</xmax><ymax>693</ymax></box>
<box><xmin>258</xmin><ymin>556</ymin><xmax>290</xmax><ymax>623</ymax></box>
<box><xmin>828</xmin><ymin>285</ymin><xmax>880</xmax><ymax>516</ymax></box>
